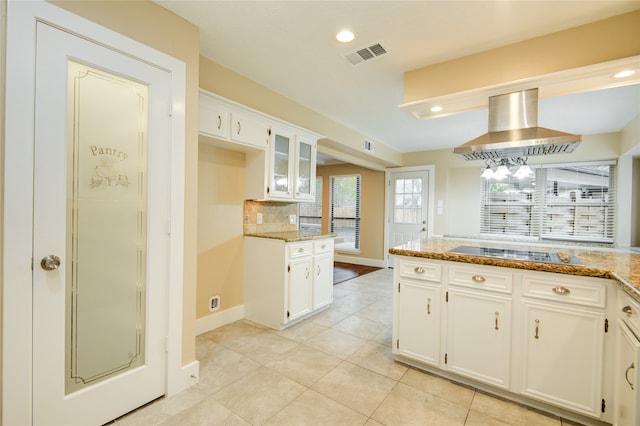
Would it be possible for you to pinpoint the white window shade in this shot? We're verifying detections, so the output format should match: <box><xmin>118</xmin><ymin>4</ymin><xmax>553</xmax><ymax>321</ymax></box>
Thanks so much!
<box><xmin>480</xmin><ymin>161</ymin><xmax>616</xmax><ymax>244</ymax></box>
<box><xmin>299</xmin><ymin>176</ymin><xmax>322</xmax><ymax>233</ymax></box>
<box><xmin>330</xmin><ymin>175</ymin><xmax>361</xmax><ymax>251</ymax></box>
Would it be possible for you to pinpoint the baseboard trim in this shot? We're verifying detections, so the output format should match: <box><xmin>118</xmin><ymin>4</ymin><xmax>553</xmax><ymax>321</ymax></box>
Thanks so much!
<box><xmin>334</xmin><ymin>255</ymin><xmax>386</xmax><ymax>268</ymax></box>
<box><xmin>167</xmin><ymin>360</ymin><xmax>200</xmax><ymax>397</ymax></box>
<box><xmin>195</xmin><ymin>304</ymin><xmax>245</xmax><ymax>336</ymax></box>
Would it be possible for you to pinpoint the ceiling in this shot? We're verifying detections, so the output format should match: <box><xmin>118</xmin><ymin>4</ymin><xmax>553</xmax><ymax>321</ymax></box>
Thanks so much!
<box><xmin>156</xmin><ymin>0</ymin><xmax>640</xmax><ymax>155</ymax></box>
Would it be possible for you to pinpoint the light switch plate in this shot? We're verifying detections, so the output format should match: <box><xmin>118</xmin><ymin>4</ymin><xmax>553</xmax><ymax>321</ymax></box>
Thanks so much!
<box><xmin>289</xmin><ymin>214</ymin><xmax>296</xmax><ymax>224</ymax></box>
<box><xmin>257</xmin><ymin>213</ymin><xmax>263</xmax><ymax>224</ymax></box>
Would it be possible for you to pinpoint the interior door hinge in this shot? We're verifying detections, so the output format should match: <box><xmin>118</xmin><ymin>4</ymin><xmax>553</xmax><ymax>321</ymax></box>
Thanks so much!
<box><xmin>396</xmin><ymin>339</ymin><xmax>399</xmax><ymax>349</ymax></box>
<box><xmin>601</xmin><ymin>398</ymin><xmax>606</xmax><ymax>413</ymax></box>
<box><xmin>267</xmin><ymin>186</ymin><xmax>270</xmax><ymax>194</ymax></box>
<box><xmin>446</xmin><ymin>291</ymin><xmax>449</xmax><ymax>302</ymax></box>
<box><xmin>398</xmin><ymin>283</ymin><xmax>400</xmax><ymax>292</ymax></box>
<box><xmin>444</xmin><ymin>353</ymin><xmax>448</xmax><ymax>364</ymax></box>
<box><xmin>287</xmin><ymin>265</ymin><xmax>291</xmax><ymax>272</ymax></box>
<box><xmin>287</xmin><ymin>311</ymin><xmax>290</xmax><ymax>318</ymax></box>
<box><xmin>604</xmin><ymin>318</ymin><xmax>609</xmax><ymax>333</ymax></box>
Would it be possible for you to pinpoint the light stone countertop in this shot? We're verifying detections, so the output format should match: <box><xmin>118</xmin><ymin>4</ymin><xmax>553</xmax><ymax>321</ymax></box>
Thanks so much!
<box><xmin>389</xmin><ymin>237</ymin><xmax>640</xmax><ymax>302</ymax></box>
<box><xmin>244</xmin><ymin>231</ymin><xmax>336</xmax><ymax>243</ymax></box>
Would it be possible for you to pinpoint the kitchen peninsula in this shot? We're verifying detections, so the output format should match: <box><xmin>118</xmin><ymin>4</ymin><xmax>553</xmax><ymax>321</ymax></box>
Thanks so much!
<box><xmin>389</xmin><ymin>237</ymin><xmax>640</xmax><ymax>425</ymax></box>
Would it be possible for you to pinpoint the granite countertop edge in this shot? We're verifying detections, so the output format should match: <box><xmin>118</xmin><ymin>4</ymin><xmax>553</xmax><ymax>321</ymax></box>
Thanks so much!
<box><xmin>244</xmin><ymin>232</ymin><xmax>336</xmax><ymax>243</ymax></box>
<box><xmin>389</xmin><ymin>242</ymin><xmax>640</xmax><ymax>303</ymax></box>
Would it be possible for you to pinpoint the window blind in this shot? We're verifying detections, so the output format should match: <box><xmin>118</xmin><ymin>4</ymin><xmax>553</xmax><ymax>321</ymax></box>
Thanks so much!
<box><xmin>298</xmin><ymin>176</ymin><xmax>322</xmax><ymax>233</ymax></box>
<box><xmin>330</xmin><ymin>175</ymin><xmax>361</xmax><ymax>250</ymax></box>
<box><xmin>480</xmin><ymin>161</ymin><xmax>616</xmax><ymax>244</ymax></box>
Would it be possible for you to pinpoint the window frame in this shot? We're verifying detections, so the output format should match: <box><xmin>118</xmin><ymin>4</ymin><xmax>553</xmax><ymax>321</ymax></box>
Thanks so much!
<box><xmin>329</xmin><ymin>174</ymin><xmax>361</xmax><ymax>253</ymax></box>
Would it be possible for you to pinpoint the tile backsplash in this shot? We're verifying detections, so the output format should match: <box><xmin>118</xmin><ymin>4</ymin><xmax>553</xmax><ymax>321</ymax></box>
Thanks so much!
<box><xmin>243</xmin><ymin>200</ymin><xmax>298</xmax><ymax>234</ymax></box>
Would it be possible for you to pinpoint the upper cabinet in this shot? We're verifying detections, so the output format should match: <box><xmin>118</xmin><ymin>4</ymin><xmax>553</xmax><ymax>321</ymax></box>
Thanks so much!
<box><xmin>199</xmin><ymin>89</ymin><xmax>320</xmax><ymax>201</ymax></box>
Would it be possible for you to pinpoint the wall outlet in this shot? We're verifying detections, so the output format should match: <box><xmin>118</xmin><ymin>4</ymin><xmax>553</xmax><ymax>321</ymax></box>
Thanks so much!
<box><xmin>257</xmin><ymin>213</ymin><xmax>263</xmax><ymax>224</ymax></box>
<box><xmin>289</xmin><ymin>214</ymin><xmax>297</xmax><ymax>224</ymax></box>
<box><xmin>208</xmin><ymin>295</ymin><xmax>220</xmax><ymax>312</ymax></box>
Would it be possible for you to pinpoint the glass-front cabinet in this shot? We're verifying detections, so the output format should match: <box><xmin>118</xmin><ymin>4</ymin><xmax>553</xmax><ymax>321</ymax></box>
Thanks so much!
<box><xmin>269</xmin><ymin>128</ymin><xmax>294</xmax><ymax>198</ymax></box>
<box><xmin>267</xmin><ymin>126</ymin><xmax>317</xmax><ymax>202</ymax></box>
<box><xmin>294</xmin><ymin>135</ymin><xmax>316</xmax><ymax>201</ymax></box>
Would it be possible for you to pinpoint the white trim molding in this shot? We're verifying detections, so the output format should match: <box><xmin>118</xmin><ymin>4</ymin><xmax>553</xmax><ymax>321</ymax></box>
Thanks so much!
<box><xmin>195</xmin><ymin>305</ymin><xmax>245</xmax><ymax>336</ymax></box>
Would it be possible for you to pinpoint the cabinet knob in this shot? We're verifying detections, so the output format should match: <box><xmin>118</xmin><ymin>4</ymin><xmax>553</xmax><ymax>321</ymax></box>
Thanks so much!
<box><xmin>472</xmin><ymin>275</ymin><xmax>486</xmax><ymax>283</ymax></box>
<box><xmin>414</xmin><ymin>266</ymin><xmax>425</xmax><ymax>274</ymax></box>
<box><xmin>552</xmin><ymin>286</ymin><xmax>570</xmax><ymax>295</ymax></box>
<box><xmin>622</xmin><ymin>305</ymin><xmax>634</xmax><ymax>315</ymax></box>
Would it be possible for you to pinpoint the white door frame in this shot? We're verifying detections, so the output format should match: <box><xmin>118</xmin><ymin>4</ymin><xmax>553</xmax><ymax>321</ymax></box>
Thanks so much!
<box><xmin>3</xmin><ymin>2</ymin><xmax>192</xmax><ymax>424</ymax></box>
<box><xmin>384</xmin><ymin>165</ymin><xmax>435</xmax><ymax>266</ymax></box>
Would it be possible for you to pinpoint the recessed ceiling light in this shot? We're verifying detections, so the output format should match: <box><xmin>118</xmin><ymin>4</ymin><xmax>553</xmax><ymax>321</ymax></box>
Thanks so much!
<box><xmin>614</xmin><ymin>70</ymin><xmax>636</xmax><ymax>78</ymax></box>
<box><xmin>336</xmin><ymin>30</ymin><xmax>355</xmax><ymax>43</ymax></box>
<box><xmin>430</xmin><ymin>105</ymin><xmax>443</xmax><ymax>113</ymax></box>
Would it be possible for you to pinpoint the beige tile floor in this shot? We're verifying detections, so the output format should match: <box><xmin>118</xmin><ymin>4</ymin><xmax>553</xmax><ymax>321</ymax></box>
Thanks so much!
<box><xmin>115</xmin><ymin>268</ymin><xmax>582</xmax><ymax>426</ymax></box>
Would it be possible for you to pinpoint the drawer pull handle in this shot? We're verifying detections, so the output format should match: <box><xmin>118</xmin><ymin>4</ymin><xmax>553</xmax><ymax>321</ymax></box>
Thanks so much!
<box><xmin>414</xmin><ymin>267</ymin><xmax>425</xmax><ymax>274</ymax></box>
<box><xmin>494</xmin><ymin>312</ymin><xmax>499</xmax><ymax>330</ymax></box>
<box><xmin>305</xmin><ymin>267</ymin><xmax>309</xmax><ymax>279</ymax></box>
<box><xmin>472</xmin><ymin>275</ymin><xmax>486</xmax><ymax>283</ymax></box>
<box><xmin>622</xmin><ymin>305</ymin><xmax>634</xmax><ymax>315</ymax></box>
<box><xmin>552</xmin><ymin>286</ymin><xmax>570</xmax><ymax>295</ymax></box>
<box><xmin>236</xmin><ymin>121</ymin><xmax>241</xmax><ymax>135</ymax></box>
<box><xmin>625</xmin><ymin>363</ymin><xmax>635</xmax><ymax>390</ymax></box>
<box><xmin>534</xmin><ymin>319</ymin><xmax>540</xmax><ymax>339</ymax></box>
<box><xmin>298</xmin><ymin>248</ymin><xmax>305</xmax><ymax>253</ymax></box>
<box><xmin>217</xmin><ymin>115</ymin><xmax>222</xmax><ymax>130</ymax></box>
<box><xmin>321</xmin><ymin>245</ymin><xmax>326</xmax><ymax>249</ymax></box>
<box><xmin>427</xmin><ymin>298</ymin><xmax>431</xmax><ymax>315</ymax></box>
<box><xmin>317</xmin><ymin>265</ymin><xmax>321</xmax><ymax>276</ymax></box>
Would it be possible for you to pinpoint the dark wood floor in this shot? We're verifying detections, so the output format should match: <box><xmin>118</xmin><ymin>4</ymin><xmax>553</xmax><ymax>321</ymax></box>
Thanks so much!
<box><xmin>333</xmin><ymin>262</ymin><xmax>382</xmax><ymax>285</ymax></box>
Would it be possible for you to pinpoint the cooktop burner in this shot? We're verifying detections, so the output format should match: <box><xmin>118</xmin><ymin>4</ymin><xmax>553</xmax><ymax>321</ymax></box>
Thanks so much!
<box><xmin>448</xmin><ymin>245</ymin><xmax>581</xmax><ymax>265</ymax></box>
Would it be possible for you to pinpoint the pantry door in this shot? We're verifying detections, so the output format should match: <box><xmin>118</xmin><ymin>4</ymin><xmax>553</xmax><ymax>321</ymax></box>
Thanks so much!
<box><xmin>388</xmin><ymin>168</ymin><xmax>431</xmax><ymax>249</ymax></box>
<box><xmin>31</xmin><ymin>21</ymin><xmax>171</xmax><ymax>425</ymax></box>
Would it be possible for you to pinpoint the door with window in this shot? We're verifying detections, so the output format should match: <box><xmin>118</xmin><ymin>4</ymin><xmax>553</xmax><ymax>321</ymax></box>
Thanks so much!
<box><xmin>389</xmin><ymin>170</ymin><xmax>430</xmax><ymax>248</ymax></box>
<box><xmin>31</xmin><ymin>21</ymin><xmax>171</xmax><ymax>425</ymax></box>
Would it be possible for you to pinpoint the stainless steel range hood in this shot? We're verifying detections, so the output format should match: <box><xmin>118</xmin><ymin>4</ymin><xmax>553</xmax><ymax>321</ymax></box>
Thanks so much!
<box><xmin>453</xmin><ymin>88</ymin><xmax>582</xmax><ymax>161</ymax></box>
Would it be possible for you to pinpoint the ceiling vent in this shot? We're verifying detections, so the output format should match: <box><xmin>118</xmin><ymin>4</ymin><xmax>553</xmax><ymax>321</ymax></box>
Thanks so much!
<box><xmin>345</xmin><ymin>43</ymin><xmax>387</xmax><ymax>65</ymax></box>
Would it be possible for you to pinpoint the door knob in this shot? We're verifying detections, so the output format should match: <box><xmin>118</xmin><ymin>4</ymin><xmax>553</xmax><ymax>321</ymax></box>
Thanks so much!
<box><xmin>41</xmin><ymin>255</ymin><xmax>61</xmax><ymax>271</ymax></box>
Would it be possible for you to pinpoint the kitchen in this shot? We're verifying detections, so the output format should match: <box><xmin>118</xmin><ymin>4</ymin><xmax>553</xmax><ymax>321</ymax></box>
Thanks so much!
<box><xmin>2</xmin><ymin>1</ymin><xmax>640</xmax><ymax>425</ymax></box>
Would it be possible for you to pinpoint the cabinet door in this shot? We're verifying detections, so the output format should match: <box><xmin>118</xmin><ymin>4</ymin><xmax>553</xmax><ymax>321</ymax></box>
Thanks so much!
<box><xmin>312</xmin><ymin>253</ymin><xmax>333</xmax><ymax>310</ymax></box>
<box><xmin>230</xmin><ymin>111</ymin><xmax>269</xmax><ymax>149</ymax></box>
<box><xmin>198</xmin><ymin>94</ymin><xmax>229</xmax><ymax>139</ymax></box>
<box><xmin>268</xmin><ymin>128</ymin><xmax>294</xmax><ymax>199</ymax></box>
<box><xmin>294</xmin><ymin>137</ymin><xmax>316</xmax><ymax>201</ymax></box>
<box><xmin>521</xmin><ymin>301</ymin><xmax>605</xmax><ymax>417</ymax></box>
<box><xmin>396</xmin><ymin>281</ymin><xmax>441</xmax><ymax>366</ymax></box>
<box><xmin>447</xmin><ymin>289</ymin><xmax>511</xmax><ymax>389</ymax></box>
<box><xmin>286</xmin><ymin>257</ymin><xmax>312</xmax><ymax>323</ymax></box>
<box><xmin>614</xmin><ymin>319</ymin><xmax>640</xmax><ymax>426</ymax></box>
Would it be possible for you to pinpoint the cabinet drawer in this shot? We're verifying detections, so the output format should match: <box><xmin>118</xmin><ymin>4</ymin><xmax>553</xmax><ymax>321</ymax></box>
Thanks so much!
<box><xmin>617</xmin><ymin>290</ymin><xmax>640</xmax><ymax>336</ymax></box>
<box><xmin>449</xmin><ymin>264</ymin><xmax>512</xmax><ymax>294</ymax></box>
<box><xmin>287</xmin><ymin>242</ymin><xmax>313</xmax><ymax>259</ymax></box>
<box><xmin>314</xmin><ymin>239</ymin><xmax>333</xmax><ymax>254</ymax></box>
<box><xmin>522</xmin><ymin>273</ymin><xmax>606</xmax><ymax>308</ymax></box>
<box><xmin>398</xmin><ymin>260</ymin><xmax>442</xmax><ymax>283</ymax></box>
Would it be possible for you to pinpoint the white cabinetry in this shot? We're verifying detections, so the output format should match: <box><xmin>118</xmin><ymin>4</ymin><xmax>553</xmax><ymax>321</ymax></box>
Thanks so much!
<box><xmin>199</xmin><ymin>89</ymin><xmax>319</xmax><ymax>202</ymax></box>
<box><xmin>199</xmin><ymin>90</ymin><xmax>269</xmax><ymax>149</ymax></box>
<box><xmin>614</xmin><ymin>291</ymin><xmax>640</xmax><ymax>426</ymax></box>
<box><xmin>392</xmin><ymin>255</ymin><xmax>615</xmax><ymax>422</ymax></box>
<box><xmin>244</xmin><ymin>236</ymin><xmax>333</xmax><ymax>329</ymax></box>
<box><xmin>393</xmin><ymin>260</ymin><xmax>442</xmax><ymax>366</ymax></box>
<box><xmin>446</xmin><ymin>264</ymin><xmax>512</xmax><ymax>389</ymax></box>
<box><xmin>519</xmin><ymin>273</ymin><xmax>607</xmax><ymax>418</ymax></box>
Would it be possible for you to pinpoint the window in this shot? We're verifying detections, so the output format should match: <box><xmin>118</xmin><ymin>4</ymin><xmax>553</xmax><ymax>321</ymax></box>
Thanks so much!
<box><xmin>481</xmin><ymin>161</ymin><xmax>616</xmax><ymax>244</ymax></box>
<box><xmin>330</xmin><ymin>175</ymin><xmax>361</xmax><ymax>251</ymax></box>
<box><xmin>299</xmin><ymin>177</ymin><xmax>322</xmax><ymax>233</ymax></box>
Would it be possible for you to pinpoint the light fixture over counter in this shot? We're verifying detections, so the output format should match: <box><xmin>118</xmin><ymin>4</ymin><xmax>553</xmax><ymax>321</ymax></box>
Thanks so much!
<box><xmin>481</xmin><ymin>157</ymin><xmax>534</xmax><ymax>180</ymax></box>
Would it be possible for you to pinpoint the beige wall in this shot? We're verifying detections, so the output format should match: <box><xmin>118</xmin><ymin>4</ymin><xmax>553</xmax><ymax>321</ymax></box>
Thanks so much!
<box><xmin>633</xmin><ymin>157</ymin><xmax>640</xmax><ymax>246</ymax></box>
<box><xmin>1</xmin><ymin>0</ymin><xmax>6</xmax><ymax>419</ymax></box>
<box><xmin>197</xmin><ymin>143</ymin><xmax>245</xmax><ymax>319</ymax></box>
<box><xmin>51</xmin><ymin>0</ymin><xmax>200</xmax><ymax>364</ymax></box>
<box><xmin>316</xmin><ymin>164</ymin><xmax>386</xmax><ymax>262</ymax></box>
<box><xmin>405</xmin><ymin>10</ymin><xmax>640</xmax><ymax>102</ymax></box>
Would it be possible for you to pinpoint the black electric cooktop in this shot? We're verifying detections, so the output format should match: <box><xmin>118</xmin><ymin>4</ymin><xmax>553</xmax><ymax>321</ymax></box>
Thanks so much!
<box><xmin>448</xmin><ymin>245</ymin><xmax>582</xmax><ymax>265</ymax></box>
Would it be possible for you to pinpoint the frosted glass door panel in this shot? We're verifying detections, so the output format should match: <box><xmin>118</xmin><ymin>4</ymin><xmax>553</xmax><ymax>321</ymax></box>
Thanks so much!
<box><xmin>65</xmin><ymin>61</ymin><xmax>148</xmax><ymax>394</ymax></box>
<box><xmin>297</xmin><ymin>141</ymin><xmax>312</xmax><ymax>196</ymax></box>
<box><xmin>273</xmin><ymin>133</ymin><xmax>291</xmax><ymax>194</ymax></box>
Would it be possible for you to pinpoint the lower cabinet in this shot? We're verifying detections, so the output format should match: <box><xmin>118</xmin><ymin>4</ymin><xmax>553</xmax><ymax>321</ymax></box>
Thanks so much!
<box><xmin>614</xmin><ymin>291</ymin><xmax>640</xmax><ymax>426</ymax></box>
<box><xmin>244</xmin><ymin>236</ymin><xmax>333</xmax><ymax>329</ymax></box>
<box><xmin>447</xmin><ymin>289</ymin><xmax>512</xmax><ymax>389</ymax></box>
<box><xmin>392</xmin><ymin>255</ymin><xmax>614</xmax><ymax>423</ymax></box>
